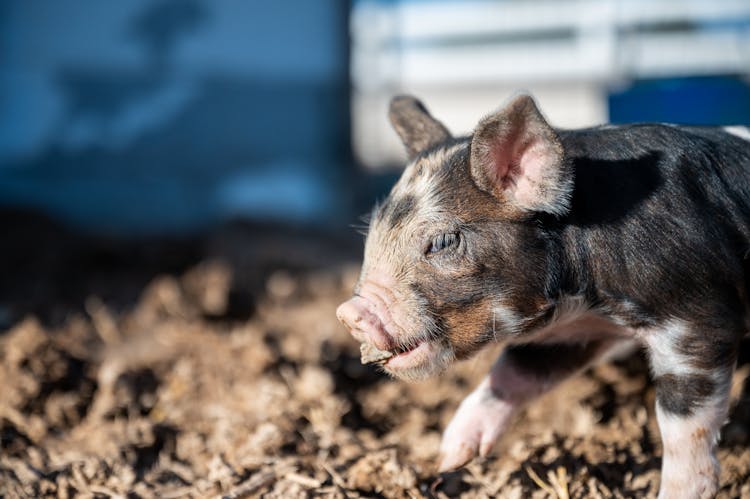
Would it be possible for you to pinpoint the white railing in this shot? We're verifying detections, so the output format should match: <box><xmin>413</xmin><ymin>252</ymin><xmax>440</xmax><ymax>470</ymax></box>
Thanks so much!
<box><xmin>352</xmin><ymin>0</ymin><xmax>750</xmax><ymax>169</ymax></box>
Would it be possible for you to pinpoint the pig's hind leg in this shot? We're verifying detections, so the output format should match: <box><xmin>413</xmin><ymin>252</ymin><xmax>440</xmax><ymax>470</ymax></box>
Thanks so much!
<box><xmin>438</xmin><ymin>339</ymin><xmax>625</xmax><ymax>472</ymax></box>
<box><xmin>645</xmin><ymin>321</ymin><xmax>740</xmax><ymax>499</ymax></box>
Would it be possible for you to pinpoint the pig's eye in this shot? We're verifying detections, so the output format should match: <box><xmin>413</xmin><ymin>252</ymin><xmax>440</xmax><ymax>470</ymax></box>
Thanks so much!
<box><xmin>428</xmin><ymin>232</ymin><xmax>460</xmax><ymax>254</ymax></box>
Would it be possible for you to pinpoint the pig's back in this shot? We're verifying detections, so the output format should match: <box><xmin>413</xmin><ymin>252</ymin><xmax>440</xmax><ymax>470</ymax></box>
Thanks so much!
<box><xmin>559</xmin><ymin>123</ymin><xmax>750</xmax><ymax>240</ymax></box>
<box><xmin>556</xmin><ymin>124</ymin><xmax>750</xmax><ymax>314</ymax></box>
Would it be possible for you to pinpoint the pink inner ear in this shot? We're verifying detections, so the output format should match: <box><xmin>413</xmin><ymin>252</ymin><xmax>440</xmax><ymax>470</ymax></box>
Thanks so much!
<box><xmin>490</xmin><ymin>145</ymin><xmax>510</xmax><ymax>186</ymax></box>
<box><xmin>514</xmin><ymin>142</ymin><xmax>551</xmax><ymax>206</ymax></box>
<box><xmin>488</xmin><ymin>129</ymin><xmax>522</xmax><ymax>189</ymax></box>
<box><xmin>489</xmin><ymin>134</ymin><xmax>552</xmax><ymax>206</ymax></box>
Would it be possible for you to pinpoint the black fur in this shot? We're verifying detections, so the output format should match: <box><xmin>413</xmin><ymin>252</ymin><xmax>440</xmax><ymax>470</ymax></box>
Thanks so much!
<box><xmin>380</xmin><ymin>123</ymin><xmax>750</xmax><ymax>413</ymax></box>
<box><xmin>655</xmin><ymin>373</ymin><xmax>716</xmax><ymax>416</ymax></box>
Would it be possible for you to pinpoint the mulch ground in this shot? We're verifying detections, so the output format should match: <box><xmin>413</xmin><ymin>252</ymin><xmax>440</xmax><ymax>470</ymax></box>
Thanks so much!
<box><xmin>1</xmin><ymin>213</ymin><xmax>750</xmax><ymax>498</ymax></box>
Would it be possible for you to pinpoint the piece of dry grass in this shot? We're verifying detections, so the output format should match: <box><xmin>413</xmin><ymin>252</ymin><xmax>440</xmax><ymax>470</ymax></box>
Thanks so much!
<box><xmin>525</xmin><ymin>465</ymin><xmax>570</xmax><ymax>499</ymax></box>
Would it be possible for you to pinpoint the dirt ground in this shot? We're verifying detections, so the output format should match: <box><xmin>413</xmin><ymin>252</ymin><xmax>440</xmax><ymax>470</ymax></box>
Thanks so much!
<box><xmin>2</xmin><ymin>212</ymin><xmax>750</xmax><ymax>498</ymax></box>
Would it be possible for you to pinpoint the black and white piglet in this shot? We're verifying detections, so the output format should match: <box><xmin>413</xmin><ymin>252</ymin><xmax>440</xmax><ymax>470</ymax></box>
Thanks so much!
<box><xmin>336</xmin><ymin>94</ymin><xmax>750</xmax><ymax>498</ymax></box>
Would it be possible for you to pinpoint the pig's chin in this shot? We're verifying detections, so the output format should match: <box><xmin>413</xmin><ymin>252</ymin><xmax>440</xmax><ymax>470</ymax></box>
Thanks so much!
<box><xmin>380</xmin><ymin>339</ymin><xmax>454</xmax><ymax>381</ymax></box>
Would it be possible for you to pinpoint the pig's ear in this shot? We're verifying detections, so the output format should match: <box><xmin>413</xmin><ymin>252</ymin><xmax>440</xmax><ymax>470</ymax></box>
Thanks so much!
<box><xmin>469</xmin><ymin>95</ymin><xmax>572</xmax><ymax>216</ymax></box>
<box><xmin>389</xmin><ymin>96</ymin><xmax>452</xmax><ymax>159</ymax></box>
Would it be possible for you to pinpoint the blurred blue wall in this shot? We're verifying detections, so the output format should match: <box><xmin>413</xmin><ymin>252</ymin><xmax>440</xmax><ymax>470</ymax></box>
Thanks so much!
<box><xmin>610</xmin><ymin>76</ymin><xmax>750</xmax><ymax>125</ymax></box>
<box><xmin>3</xmin><ymin>1</ymin><xmax>749</xmax><ymax>235</ymax></box>
<box><xmin>0</xmin><ymin>0</ymin><xmax>351</xmax><ymax>234</ymax></box>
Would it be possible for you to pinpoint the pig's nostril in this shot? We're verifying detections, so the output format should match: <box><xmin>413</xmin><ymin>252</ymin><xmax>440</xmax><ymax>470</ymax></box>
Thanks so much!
<box><xmin>336</xmin><ymin>302</ymin><xmax>360</xmax><ymax>330</ymax></box>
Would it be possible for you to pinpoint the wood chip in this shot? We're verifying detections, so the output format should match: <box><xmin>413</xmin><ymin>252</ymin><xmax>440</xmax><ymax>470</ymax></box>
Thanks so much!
<box><xmin>219</xmin><ymin>470</ymin><xmax>275</xmax><ymax>499</ymax></box>
<box><xmin>360</xmin><ymin>343</ymin><xmax>393</xmax><ymax>365</ymax></box>
<box><xmin>284</xmin><ymin>472</ymin><xmax>322</xmax><ymax>489</ymax></box>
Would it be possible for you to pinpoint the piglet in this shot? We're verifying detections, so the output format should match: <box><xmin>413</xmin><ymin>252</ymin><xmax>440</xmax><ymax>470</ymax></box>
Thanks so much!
<box><xmin>337</xmin><ymin>94</ymin><xmax>750</xmax><ymax>498</ymax></box>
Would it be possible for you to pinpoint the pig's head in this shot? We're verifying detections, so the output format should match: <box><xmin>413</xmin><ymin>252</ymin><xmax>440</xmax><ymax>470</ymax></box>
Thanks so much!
<box><xmin>337</xmin><ymin>95</ymin><xmax>573</xmax><ymax>381</ymax></box>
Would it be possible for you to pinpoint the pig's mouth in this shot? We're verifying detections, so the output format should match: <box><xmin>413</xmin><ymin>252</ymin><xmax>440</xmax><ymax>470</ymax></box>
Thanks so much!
<box><xmin>383</xmin><ymin>339</ymin><xmax>436</xmax><ymax>369</ymax></box>
<box><xmin>337</xmin><ymin>292</ymin><xmax>451</xmax><ymax>378</ymax></box>
<box><xmin>391</xmin><ymin>340</ymin><xmax>422</xmax><ymax>357</ymax></box>
<box><xmin>359</xmin><ymin>335</ymin><xmax>443</xmax><ymax>374</ymax></box>
<box><xmin>359</xmin><ymin>335</ymin><xmax>427</xmax><ymax>362</ymax></box>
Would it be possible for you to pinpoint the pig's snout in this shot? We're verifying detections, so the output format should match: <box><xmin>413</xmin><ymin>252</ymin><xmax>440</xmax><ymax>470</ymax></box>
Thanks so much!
<box><xmin>335</xmin><ymin>298</ymin><xmax>365</xmax><ymax>332</ymax></box>
<box><xmin>337</xmin><ymin>282</ymin><xmax>451</xmax><ymax>379</ymax></box>
<box><xmin>336</xmin><ymin>295</ymin><xmax>395</xmax><ymax>352</ymax></box>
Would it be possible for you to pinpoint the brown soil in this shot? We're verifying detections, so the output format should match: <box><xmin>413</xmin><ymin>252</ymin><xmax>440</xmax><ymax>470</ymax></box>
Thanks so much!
<box><xmin>2</xmin><ymin>213</ymin><xmax>750</xmax><ymax>498</ymax></box>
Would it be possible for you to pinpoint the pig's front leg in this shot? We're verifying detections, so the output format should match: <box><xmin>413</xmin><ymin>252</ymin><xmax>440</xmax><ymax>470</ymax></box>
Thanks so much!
<box><xmin>438</xmin><ymin>340</ymin><xmax>619</xmax><ymax>471</ymax></box>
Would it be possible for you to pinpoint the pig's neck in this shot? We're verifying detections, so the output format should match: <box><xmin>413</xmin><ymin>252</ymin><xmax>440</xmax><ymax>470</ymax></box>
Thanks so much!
<box><xmin>535</xmin><ymin>211</ymin><xmax>658</xmax><ymax>334</ymax></box>
<box><xmin>513</xmin><ymin>218</ymin><xmax>638</xmax><ymax>343</ymax></box>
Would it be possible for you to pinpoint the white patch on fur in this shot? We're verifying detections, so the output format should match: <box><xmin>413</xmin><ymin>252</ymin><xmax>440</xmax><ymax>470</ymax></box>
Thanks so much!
<box><xmin>393</xmin><ymin>142</ymin><xmax>468</xmax><ymax>201</ymax></box>
<box><xmin>381</xmin><ymin>142</ymin><xmax>471</xmax><ymax>243</ymax></box>
<box><xmin>426</xmin><ymin>141</ymin><xmax>468</xmax><ymax>168</ymax></box>
<box><xmin>392</xmin><ymin>164</ymin><xmax>428</xmax><ymax>200</ymax></box>
<box><xmin>491</xmin><ymin>303</ymin><xmax>526</xmax><ymax>337</ymax></box>
<box><xmin>421</xmin><ymin>143</ymin><xmax>469</xmax><ymax>209</ymax></box>
<box><xmin>723</xmin><ymin>125</ymin><xmax>750</xmax><ymax>142</ymax></box>
<box><xmin>640</xmin><ymin>319</ymin><xmax>699</xmax><ymax>378</ymax></box>
<box><xmin>549</xmin><ymin>295</ymin><xmax>590</xmax><ymax>324</ymax></box>
<box><xmin>655</xmin><ymin>389</ymin><xmax>729</xmax><ymax>499</ymax></box>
